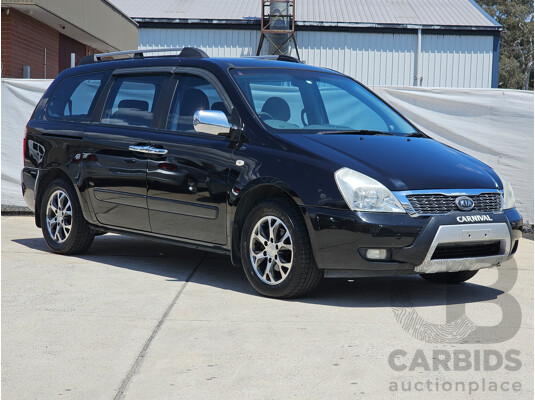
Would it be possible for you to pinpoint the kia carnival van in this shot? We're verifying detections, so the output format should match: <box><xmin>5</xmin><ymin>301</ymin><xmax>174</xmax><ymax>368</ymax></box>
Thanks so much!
<box><xmin>22</xmin><ymin>48</ymin><xmax>522</xmax><ymax>298</ymax></box>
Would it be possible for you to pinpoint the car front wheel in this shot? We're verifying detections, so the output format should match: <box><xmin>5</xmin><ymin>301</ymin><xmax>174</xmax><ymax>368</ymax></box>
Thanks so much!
<box><xmin>240</xmin><ymin>199</ymin><xmax>322</xmax><ymax>298</ymax></box>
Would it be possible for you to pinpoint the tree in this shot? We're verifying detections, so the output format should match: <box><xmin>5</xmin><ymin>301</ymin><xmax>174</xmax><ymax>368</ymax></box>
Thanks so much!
<box><xmin>476</xmin><ymin>0</ymin><xmax>534</xmax><ymax>90</ymax></box>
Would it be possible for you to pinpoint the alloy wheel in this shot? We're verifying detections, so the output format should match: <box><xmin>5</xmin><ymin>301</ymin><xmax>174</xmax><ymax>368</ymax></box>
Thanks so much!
<box><xmin>46</xmin><ymin>189</ymin><xmax>73</xmax><ymax>243</ymax></box>
<box><xmin>249</xmin><ymin>216</ymin><xmax>294</xmax><ymax>285</ymax></box>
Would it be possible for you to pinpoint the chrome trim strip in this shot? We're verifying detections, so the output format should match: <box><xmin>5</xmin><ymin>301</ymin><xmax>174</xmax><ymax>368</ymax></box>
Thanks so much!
<box><xmin>414</xmin><ymin>223</ymin><xmax>511</xmax><ymax>274</ymax></box>
<box><xmin>393</xmin><ymin>189</ymin><xmax>503</xmax><ymax>217</ymax></box>
<box><xmin>395</xmin><ymin>188</ymin><xmax>502</xmax><ymax>196</ymax></box>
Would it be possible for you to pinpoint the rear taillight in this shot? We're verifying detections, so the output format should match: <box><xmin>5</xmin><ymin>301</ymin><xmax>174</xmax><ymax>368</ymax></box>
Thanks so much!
<box><xmin>23</xmin><ymin>126</ymin><xmax>28</xmax><ymax>164</ymax></box>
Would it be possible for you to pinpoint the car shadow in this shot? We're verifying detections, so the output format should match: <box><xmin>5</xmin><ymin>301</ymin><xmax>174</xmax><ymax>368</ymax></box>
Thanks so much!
<box><xmin>13</xmin><ymin>234</ymin><xmax>505</xmax><ymax>308</ymax></box>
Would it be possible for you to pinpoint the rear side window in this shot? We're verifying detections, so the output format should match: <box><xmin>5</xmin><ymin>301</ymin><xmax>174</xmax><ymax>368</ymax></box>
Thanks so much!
<box><xmin>46</xmin><ymin>72</ymin><xmax>107</xmax><ymax>122</ymax></box>
<box><xmin>101</xmin><ymin>75</ymin><xmax>166</xmax><ymax>128</ymax></box>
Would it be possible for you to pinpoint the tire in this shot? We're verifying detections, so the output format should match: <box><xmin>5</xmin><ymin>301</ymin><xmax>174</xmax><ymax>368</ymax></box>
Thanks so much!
<box><xmin>419</xmin><ymin>270</ymin><xmax>478</xmax><ymax>284</ymax></box>
<box><xmin>40</xmin><ymin>178</ymin><xmax>94</xmax><ymax>255</ymax></box>
<box><xmin>240</xmin><ymin>198</ymin><xmax>322</xmax><ymax>298</ymax></box>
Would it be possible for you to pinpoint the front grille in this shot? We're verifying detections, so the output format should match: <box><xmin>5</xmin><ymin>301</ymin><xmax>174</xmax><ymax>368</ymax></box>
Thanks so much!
<box><xmin>406</xmin><ymin>193</ymin><xmax>501</xmax><ymax>215</ymax></box>
<box><xmin>431</xmin><ymin>241</ymin><xmax>501</xmax><ymax>260</ymax></box>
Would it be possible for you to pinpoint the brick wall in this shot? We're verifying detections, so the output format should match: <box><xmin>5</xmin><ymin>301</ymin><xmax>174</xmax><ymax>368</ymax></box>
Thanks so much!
<box><xmin>1</xmin><ymin>8</ymin><xmax>59</xmax><ymax>78</ymax></box>
<box><xmin>2</xmin><ymin>8</ymin><xmax>63</xmax><ymax>79</ymax></box>
<box><xmin>59</xmin><ymin>33</ymin><xmax>87</xmax><ymax>71</ymax></box>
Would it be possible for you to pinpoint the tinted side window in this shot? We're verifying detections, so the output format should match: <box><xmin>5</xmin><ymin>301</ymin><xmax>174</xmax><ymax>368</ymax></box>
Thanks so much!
<box><xmin>46</xmin><ymin>72</ymin><xmax>106</xmax><ymax>122</ymax></box>
<box><xmin>167</xmin><ymin>74</ymin><xmax>229</xmax><ymax>133</ymax></box>
<box><xmin>101</xmin><ymin>75</ymin><xmax>166</xmax><ymax>128</ymax></box>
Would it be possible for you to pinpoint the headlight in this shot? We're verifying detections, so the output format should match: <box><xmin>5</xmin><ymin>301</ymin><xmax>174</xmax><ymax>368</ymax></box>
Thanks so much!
<box><xmin>496</xmin><ymin>172</ymin><xmax>515</xmax><ymax>209</ymax></box>
<box><xmin>334</xmin><ymin>167</ymin><xmax>405</xmax><ymax>213</ymax></box>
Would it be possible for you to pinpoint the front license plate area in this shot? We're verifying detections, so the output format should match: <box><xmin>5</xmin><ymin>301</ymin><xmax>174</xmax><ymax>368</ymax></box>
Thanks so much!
<box><xmin>462</xmin><ymin>229</ymin><xmax>491</xmax><ymax>240</ymax></box>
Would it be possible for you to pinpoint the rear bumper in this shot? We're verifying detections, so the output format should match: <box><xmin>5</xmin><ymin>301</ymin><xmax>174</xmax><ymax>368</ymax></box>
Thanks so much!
<box><xmin>21</xmin><ymin>167</ymin><xmax>39</xmax><ymax>211</ymax></box>
<box><xmin>305</xmin><ymin>206</ymin><xmax>522</xmax><ymax>277</ymax></box>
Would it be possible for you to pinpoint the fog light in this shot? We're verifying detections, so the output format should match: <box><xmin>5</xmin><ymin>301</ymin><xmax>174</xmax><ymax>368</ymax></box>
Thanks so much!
<box><xmin>365</xmin><ymin>249</ymin><xmax>388</xmax><ymax>260</ymax></box>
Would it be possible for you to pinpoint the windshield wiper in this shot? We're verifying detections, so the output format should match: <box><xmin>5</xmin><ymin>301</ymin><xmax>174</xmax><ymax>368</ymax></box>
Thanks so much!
<box><xmin>406</xmin><ymin>132</ymin><xmax>427</xmax><ymax>138</ymax></box>
<box><xmin>317</xmin><ymin>130</ymin><xmax>394</xmax><ymax>136</ymax></box>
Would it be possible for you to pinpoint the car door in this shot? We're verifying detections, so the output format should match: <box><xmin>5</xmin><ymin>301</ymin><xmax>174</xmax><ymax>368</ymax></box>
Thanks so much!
<box><xmin>147</xmin><ymin>69</ymin><xmax>235</xmax><ymax>244</ymax></box>
<box><xmin>83</xmin><ymin>71</ymin><xmax>171</xmax><ymax>231</ymax></box>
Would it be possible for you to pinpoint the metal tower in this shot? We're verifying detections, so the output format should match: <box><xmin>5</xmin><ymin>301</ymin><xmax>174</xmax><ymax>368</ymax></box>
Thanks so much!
<box><xmin>256</xmin><ymin>1</ymin><xmax>300</xmax><ymax>60</ymax></box>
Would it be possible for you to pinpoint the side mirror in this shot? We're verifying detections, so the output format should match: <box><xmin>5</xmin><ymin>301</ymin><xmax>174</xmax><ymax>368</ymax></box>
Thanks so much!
<box><xmin>193</xmin><ymin>110</ymin><xmax>231</xmax><ymax>136</ymax></box>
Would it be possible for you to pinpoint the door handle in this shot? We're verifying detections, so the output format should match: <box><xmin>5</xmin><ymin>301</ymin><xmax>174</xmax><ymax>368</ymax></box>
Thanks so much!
<box><xmin>146</xmin><ymin>147</ymin><xmax>168</xmax><ymax>155</ymax></box>
<box><xmin>129</xmin><ymin>145</ymin><xmax>150</xmax><ymax>153</ymax></box>
<box><xmin>128</xmin><ymin>145</ymin><xmax>168</xmax><ymax>156</ymax></box>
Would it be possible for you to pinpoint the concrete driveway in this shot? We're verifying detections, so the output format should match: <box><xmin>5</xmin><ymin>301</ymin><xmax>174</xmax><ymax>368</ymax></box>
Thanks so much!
<box><xmin>2</xmin><ymin>215</ymin><xmax>533</xmax><ymax>399</ymax></box>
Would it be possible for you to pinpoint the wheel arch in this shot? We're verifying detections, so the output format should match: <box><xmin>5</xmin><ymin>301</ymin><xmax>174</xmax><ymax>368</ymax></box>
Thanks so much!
<box><xmin>34</xmin><ymin>165</ymin><xmax>85</xmax><ymax>228</ymax></box>
<box><xmin>230</xmin><ymin>180</ymin><xmax>308</xmax><ymax>268</ymax></box>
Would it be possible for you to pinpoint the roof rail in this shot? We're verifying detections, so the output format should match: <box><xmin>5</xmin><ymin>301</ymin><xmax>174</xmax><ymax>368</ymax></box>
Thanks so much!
<box><xmin>78</xmin><ymin>47</ymin><xmax>208</xmax><ymax>65</ymax></box>
<box><xmin>242</xmin><ymin>55</ymin><xmax>302</xmax><ymax>63</ymax></box>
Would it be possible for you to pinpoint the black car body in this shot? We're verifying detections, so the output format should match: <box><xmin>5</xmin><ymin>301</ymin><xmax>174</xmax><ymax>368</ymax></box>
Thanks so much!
<box><xmin>22</xmin><ymin>48</ymin><xmax>522</xmax><ymax>298</ymax></box>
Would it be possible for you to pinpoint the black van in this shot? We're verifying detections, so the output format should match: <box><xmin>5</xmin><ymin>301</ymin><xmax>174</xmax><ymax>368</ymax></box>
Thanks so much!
<box><xmin>22</xmin><ymin>48</ymin><xmax>522</xmax><ymax>298</ymax></box>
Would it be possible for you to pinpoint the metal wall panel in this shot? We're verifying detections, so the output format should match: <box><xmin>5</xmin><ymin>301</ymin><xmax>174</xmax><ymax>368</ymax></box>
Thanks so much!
<box><xmin>298</xmin><ymin>31</ymin><xmax>416</xmax><ymax>86</ymax></box>
<box><xmin>139</xmin><ymin>28</ymin><xmax>494</xmax><ymax>88</ymax></box>
<box><xmin>140</xmin><ymin>28</ymin><xmax>260</xmax><ymax>57</ymax></box>
<box><xmin>421</xmin><ymin>34</ymin><xmax>494</xmax><ymax>87</ymax></box>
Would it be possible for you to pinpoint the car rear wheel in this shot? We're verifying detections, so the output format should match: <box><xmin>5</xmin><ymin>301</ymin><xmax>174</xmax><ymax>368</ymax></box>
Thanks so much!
<box><xmin>240</xmin><ymin>198</ymin><xmax>322</xmax><ymax>298</ymax></box>
<box><xmin>40</xmin><ymin>178</ymin><xmax>94</xmax><ymax>255</ymax></box>
<box><xmin>419</xmin><ymin>270</ymin><xmax>478</xmax><ymax>284</ymax></box>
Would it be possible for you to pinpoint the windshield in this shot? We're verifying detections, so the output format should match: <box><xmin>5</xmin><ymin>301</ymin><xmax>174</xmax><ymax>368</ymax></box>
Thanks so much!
<box><xmin>230</xmin><ymin>68</ymin><xmax>418</xmax><ymax>136</ymax></box>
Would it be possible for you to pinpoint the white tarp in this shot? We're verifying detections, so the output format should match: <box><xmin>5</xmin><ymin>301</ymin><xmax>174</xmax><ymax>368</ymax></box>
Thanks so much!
<box><xmin>2</xmin><ymin>79</ymin><xmax>52</xmax><ymax>211</ymax></box>
<box><xmin>1</xmin><ymin>78</ymin><xmax>533</xmax><ymax>222</ymax></box>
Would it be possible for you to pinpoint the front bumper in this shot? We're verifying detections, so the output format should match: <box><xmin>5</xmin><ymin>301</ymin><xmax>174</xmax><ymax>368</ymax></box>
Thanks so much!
<box><xmin>305</xmin><ymin>206</ymin><xmax>522</xmax><ymax>277</ymax></box>
<box><xmin>412</xmin><ymin>222</ymin><xmax>511</xmax><ymax>274</ymax></box>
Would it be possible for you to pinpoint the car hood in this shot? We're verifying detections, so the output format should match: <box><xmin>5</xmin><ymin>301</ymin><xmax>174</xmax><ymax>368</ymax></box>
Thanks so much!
<box><xmin>279</xmin><ymin>134</ymin><xmax>501</xmax><ymax>191</ymax></box>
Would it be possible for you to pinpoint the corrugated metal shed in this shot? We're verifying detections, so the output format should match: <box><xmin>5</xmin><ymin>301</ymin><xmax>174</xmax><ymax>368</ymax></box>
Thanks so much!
<box><xmin>110</xmin><ymin>0</ymin><xmax>501</xmax><ymax>88</ymax></box>
<box><xmin>139</xmin><ymin>29</ymin><xmax>494</xmax><ymax>87</ymax></box>
<box><xmin>110</xmin><ymin>0</ymin><xmax>499</xmax><ymax>29</ymax></box>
